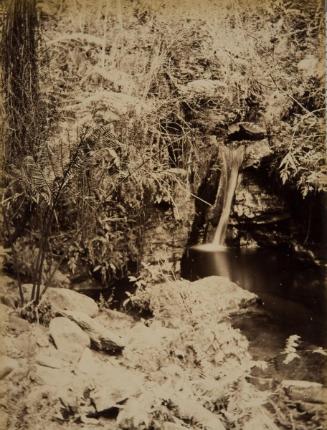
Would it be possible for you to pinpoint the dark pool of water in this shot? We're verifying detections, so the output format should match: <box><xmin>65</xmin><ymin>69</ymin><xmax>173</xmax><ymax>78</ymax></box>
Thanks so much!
<box><xmin>182</xmin><ymin>245</ymin><xmax>327</xmax><ymax>356</ymax></box>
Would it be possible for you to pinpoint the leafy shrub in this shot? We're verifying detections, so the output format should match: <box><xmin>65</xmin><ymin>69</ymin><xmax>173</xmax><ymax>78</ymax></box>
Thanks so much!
<box><xmin>1</xmin><ymin>0</ymin><xmax>325</xmax><ymax>293</ymax></box>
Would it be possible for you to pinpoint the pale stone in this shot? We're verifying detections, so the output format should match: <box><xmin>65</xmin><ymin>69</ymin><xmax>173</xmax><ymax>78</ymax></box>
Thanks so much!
<box><xmin>0</xmin><ymin>357</ymin><xmax>18</xmax><ymax>379</ymax></box>
<box><xmin>45</xmin><ymin>287</ymin><xmax>98</xmax><ymax>317</ymax></box>
<box><xmin>281</xmin><ymin>380</ymin><xmax>327</xmax><ymax>404</ymax></box>
<box><xmin>49</xmin><ymin>317</ymin><xmax>90</xmax><ymax>359</ymax></box>
<box><xmin>59</xmin><ymin>310</ymin><xmax>125</xmax><ymax>354</ymax></box>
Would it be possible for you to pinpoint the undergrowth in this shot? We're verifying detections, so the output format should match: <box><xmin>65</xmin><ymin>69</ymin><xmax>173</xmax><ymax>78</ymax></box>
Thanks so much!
<box><xmin>1</xmin><ymin>0</ymin><xmax>325</xmax><ymax>292</ymax></box>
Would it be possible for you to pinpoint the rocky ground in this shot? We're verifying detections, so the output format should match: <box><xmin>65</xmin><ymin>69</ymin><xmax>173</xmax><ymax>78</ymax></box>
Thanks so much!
<box><xmin>0</xmin><ymin>263</ymin><xmax>326</xmax><ymax>430</ymax></box>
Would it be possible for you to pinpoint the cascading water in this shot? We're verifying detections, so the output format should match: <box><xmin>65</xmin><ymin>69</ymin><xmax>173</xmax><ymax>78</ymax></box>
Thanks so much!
<box><xmin>212</xmin><ymin>145</ymin><xmax>245</xmax><ymax>246</ymax></box>
<box><xmin>191</xmin><ymin>144</ymin><xmax>244</xmax><ymax>255</ymax></box>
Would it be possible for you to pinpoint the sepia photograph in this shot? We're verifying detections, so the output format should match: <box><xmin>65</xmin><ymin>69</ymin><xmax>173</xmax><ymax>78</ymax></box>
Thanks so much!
<box><xmin>0</xmin><ymin>0</ymin><xmax>326</xmax><ymax>428</ymax></box>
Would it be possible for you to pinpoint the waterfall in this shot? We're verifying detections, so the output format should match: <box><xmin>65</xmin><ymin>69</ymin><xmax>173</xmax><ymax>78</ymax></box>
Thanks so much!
<box><xmin>212</xmin><ymin>145</ymin><xmax>244</xmax><ymax>246</ymax></box>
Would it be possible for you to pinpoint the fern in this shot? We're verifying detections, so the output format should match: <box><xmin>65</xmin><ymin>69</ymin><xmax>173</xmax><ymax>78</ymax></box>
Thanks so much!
<box><xmin>282</xmin><ymin>335</ymin><xmax>301</xmax><ymax>365</ymax></box>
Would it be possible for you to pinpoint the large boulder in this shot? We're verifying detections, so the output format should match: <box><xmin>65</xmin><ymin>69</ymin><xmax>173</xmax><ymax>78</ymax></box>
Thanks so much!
<box><xmin>45</xmin><ymin>287</ymin><xmax>98</xmax><ymax>317</ymax></box>
<box><xmin>141</xmin><ymin>276</ymin><xmax>257</xmax><ymax>325</ymax></box>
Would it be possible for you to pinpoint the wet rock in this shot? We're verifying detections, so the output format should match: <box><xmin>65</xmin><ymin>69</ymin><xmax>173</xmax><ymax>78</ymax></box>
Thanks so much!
<box><xmin>49</xmin><ymin>317</ymin><xmax>90</xmax><ymax>358</ymax></box>
<box><xmin>281</xmin><ymin>380</ymin><xmax>327</xmax><ymax>404</ymax></box>
<box><xmin>45</xmin><ymin>287</ymin><xmax>98</xmax><ymax>317</ymax></box>
<box><xmin>0</xmin><ymin>357</ymin><xmax>18</xmax><ymax>379</ymax></box>
<box><xmin>243</xmin><ymin>140</ymin><xmax>273</xmax><ymax>169</ymax></box>
<box><xmin>59</xmin><ymin>310</ymin><xmax>125</xmax><ymax>354</ymax></box>
<box><xmin>232</xmin><ymin>174</ymin><xmax>289</xmax><ymax>224</ymax></box>
<box><xmin>227</xmin><ymin>122</ymin><xmax>266</xmax><ymax>141</ymax></box>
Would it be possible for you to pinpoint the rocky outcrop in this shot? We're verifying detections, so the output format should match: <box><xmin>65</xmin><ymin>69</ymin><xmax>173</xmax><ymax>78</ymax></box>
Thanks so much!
<box><xmin>1</xmin><ymin>279</ymin><xmax>323</xmax><ymax>430</ymax></box>
<box><xmin>43</xmin><ymin>286</ymin><xmax>99</xmax><ymax>317</ymax></box>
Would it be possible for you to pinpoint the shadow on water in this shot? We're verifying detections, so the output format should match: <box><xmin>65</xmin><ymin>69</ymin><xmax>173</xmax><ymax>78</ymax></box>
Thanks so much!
<box><xmin>182</xmin><ymin>245</ymin><xmax>327</xmax><ymax>354</ymax></box>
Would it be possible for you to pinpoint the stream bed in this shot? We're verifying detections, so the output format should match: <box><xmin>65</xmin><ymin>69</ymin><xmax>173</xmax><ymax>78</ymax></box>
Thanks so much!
<box><xmin>183</xmin><ymin>246</ymin><xmax>327</xmax><ymax>367</ymax></box>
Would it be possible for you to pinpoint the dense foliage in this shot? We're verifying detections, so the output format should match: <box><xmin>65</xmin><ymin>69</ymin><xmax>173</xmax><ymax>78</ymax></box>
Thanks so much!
<box><xmin>0</xmin><ymin>0</ymin><xmax>325</xmax><ymax>290</ymax></box>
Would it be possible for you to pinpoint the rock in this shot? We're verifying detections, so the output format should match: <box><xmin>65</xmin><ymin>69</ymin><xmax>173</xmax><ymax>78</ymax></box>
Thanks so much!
<box><xmin>6</xmin><ymin>332</ymin><xmax>36</xmax><ymax>359</ymax></box>
<box><xmin>243</xmin><ymin>140</ymin><xmax>273</xmax><ymax>168</ymax></box>
<box><xmin>228</xmin><ymin>122</ymin><xmax>266</xmax><ymax>141</ymax></box>
<box><xmin>172</xmin><ymin>393</ymin><xmax>225</xmax><ymax>430</ymax></box>
<box><xmin>0</xmin><ymin>357</ymin><xmax>18</xmax><ymax>379</ymax></box>
<box><xmin>45</xmin><ymin>287</ymin><xmax>98</xmax><ymax>317</ymax></box>
<box><xmin>31</xmin><ymin>365</ymin><xmax>75</xmax><ymax>387</ymax></box>
<box><xmin>8</xmin><ymin>314</ymin><xmax>30</xmax><ymax>334</ymax></box>
<box><xmin>77</xmin><ymin>347</ymin><xmax>96</xmax><ymax>372</ymax></box>
<box><xmin>49</xmin><ymin>317</ymin><xmax>90</xmax><ymax>359</ymax></box>
<box><xmin>281</xmin><ymin>380</ymin><xmax>327</xmax><ymax>404</ymax></box>
<box><xmin>116</xmin><ymin>396</ymin><xmax>151</xmax><ymax>429</ymax></box>
<box><xmin>191</xmin><ymin>276</ymin><xmax>257</xmax><ymax>310</ymax></box>
<box><xmin>77</xmin><ymin>349</ymin><xmax>144</xmax><ymax>415</ymax></box>
<box><xmin>32</xmin><ymin>325</ymin><xmax>50</xmax><ymax>348</ymax></box>
<box><xmin>35</xmin><ymin>348</ymin><xmax>68</xmax><ymax>369</ymax></box>
<box><xmin>232</xmin><ymin>174</ymin><xmax>289</xmax><ymax>223</ymax></box>
<box><xmin>60</xmin><ymin>310</ymin><xmax>125</xmax><ymax>354</ymax></box>
<box><xmin>95</xmin><ymin>309</ymin><xmax>135</xmax><ymax>336</ymax></box>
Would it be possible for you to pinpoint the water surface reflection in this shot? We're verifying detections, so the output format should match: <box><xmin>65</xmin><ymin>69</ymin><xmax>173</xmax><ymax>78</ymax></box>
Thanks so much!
<box><xmin>183</xmin><ymin>245</ymin><xmax>327</xmax><ymax>349</ymax></box>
